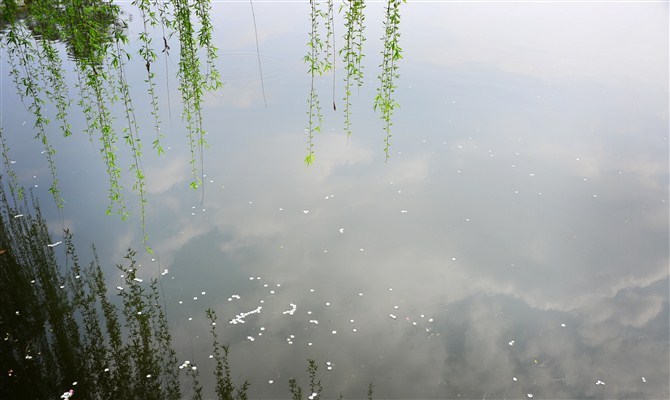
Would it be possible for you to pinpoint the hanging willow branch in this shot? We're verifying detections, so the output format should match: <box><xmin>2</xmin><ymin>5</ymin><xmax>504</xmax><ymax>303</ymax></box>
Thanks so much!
<box><xmin>108</xmin><ymin>17</ymin><xmax>151</xmax><ymax>250</ymax></box>
<box><xmin>249</xmin><ymin>0</ymin><xmax>267</xmax><ymax>107</ymax></box>
<box><xmin>135</xmin><ymin>0</ymin><xmax>164</xmax><ymax>155</ymax></box>
<box><xmin>3</xmin><ymin>22</ymin><xmax>63</xmax><ymax>208</ymax></box>
<box><xmin>340</xmin><ymin>0</ymin><xmax>366</xmax><ymax>137</ymax></box>
<box><xmin>304</xmin><ymin>0</ymin><xmax>336</xmax><ymax>165</ymax></box>
<box><xmin>170</xmin><ymin>0</ymin><xmax>204</xmax><ymax>190</ymax></box>
<box><xmin>374</xmin><ymin>0</ymin><xmax>405</xmax><ymax>161</ymax></box>
<box><xmin>304</xmin><ymin>0</ymin><xmax>323</xmax><ymax>165</ymax></box>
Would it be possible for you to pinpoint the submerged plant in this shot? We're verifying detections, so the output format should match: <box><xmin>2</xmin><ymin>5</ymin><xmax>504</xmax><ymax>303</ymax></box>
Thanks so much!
<box><xmin>374</xmin><ymin>0</ymin><xmax>406</xmax><ymax>160</ymax></box>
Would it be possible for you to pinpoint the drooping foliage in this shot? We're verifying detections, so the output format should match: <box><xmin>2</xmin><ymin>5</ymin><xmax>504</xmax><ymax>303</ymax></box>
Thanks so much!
<box><xmin>0</xmin><ymin>0</ymin><xmax>222</xmax><ymax>251</ymax></box>
<box><xmin>340</xmin><ymin>0</ymin><xmax>366</xmax><ymax>138</ymax></box>
<box><xmin>0</xmin><ymin>0</ymin><xmax>407</xmax><ymax>245</ymax></box>
<box><xmin>374</xmin><ymin>0</ymin><xmax>406</xmax><ymax>160</ymax></box>
<box><xmin>306</xmin><ymin>0</ymin><xmax>407</xmax><ymax>161</ymax></box>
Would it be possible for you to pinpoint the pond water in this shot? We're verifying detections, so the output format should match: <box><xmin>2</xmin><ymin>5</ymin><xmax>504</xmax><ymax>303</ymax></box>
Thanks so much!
<box><xmin>1</xmin><ymin>1</ymin><xmax>668</xmax><ymax>399</ymax></box>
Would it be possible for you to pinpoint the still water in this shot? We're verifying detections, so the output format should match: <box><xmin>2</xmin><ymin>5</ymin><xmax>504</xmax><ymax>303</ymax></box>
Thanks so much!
<box><xmin>1</xmin><ymin>1</ymin><xmax>668</xmax><ymax>398</ymax></box>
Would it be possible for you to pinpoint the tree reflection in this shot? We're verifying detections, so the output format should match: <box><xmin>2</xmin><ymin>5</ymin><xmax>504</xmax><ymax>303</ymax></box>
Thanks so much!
<box><xmin>0</xmin><ymin>179</ymin><xmax>189</xmax><ymax>399</ymax></box>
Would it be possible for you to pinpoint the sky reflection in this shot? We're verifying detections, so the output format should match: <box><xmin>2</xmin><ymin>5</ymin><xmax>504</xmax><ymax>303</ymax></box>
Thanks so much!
<box><xmin>1</xmin><ymin>1</ymin><xmax>667</xmax><ymax>398</ymax></box>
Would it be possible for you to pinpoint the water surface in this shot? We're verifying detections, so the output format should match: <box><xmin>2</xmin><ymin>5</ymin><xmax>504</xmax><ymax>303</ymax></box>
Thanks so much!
<box><xmin>1</xmin><ymin>1</ymin><xmax>668</xmax><ymax>398</ymax></box>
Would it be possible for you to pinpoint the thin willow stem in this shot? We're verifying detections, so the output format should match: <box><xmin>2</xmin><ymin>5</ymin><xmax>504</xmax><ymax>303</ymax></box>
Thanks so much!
<box><xmin>250</xmin><ymin>0</ymin><xmax>267</xmax><ymax>107</ymax></box>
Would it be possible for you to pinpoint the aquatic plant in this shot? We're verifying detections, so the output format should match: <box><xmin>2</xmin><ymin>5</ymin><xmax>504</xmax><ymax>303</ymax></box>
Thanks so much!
<box><xmin>374</xmin><ymin>0</ymin><xmax>406</xmax><ymax>160</ymax></box>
